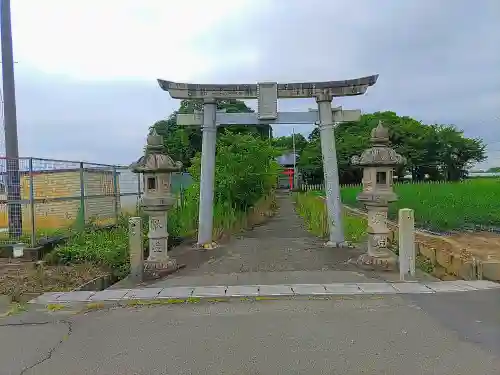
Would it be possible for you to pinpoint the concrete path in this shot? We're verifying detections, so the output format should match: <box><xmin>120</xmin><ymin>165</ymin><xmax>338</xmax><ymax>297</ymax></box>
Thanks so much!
<box><xmin>150</xmin><ymin>192</ymin><xmax>425</xmax><ymax>288</ymax></box>
<box><xmin>3</xmin><ymin>290</ymin><xmax>500</xmax><ymax>374</ymax></box>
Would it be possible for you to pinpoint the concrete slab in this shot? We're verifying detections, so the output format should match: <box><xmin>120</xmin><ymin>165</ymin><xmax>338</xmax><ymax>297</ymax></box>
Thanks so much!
<box><xmin>391</xmin><ymin>282</ymin><xmax>435</xmax><ymax>294</ymax></box>
<box><xmin>191</xmin><ymin>286</ymin><xmax>227</xmax><ymax>298</ymax></box>
<box><xmin>425</xmin><ymin>281</ymin><xmax>478</xmax><ymax>293</ymax></box>
<box><xmin>460</xmin><ymin>280</ymin><xmax>500</xmax><ymax>290</ymax></box>
<box><xmin>481</xmin><ymin>261</ymin><xmax>500</xmax><ymax>282</ymax></box>
<box><xmin>28</xmin><ymin>292</ymin><xmax>65</xmax><ymax>304</ymax></box>
<box><xmin>258</xmin><ymin>284</ymin><xmax>294</xmax><ymax>296</ymax></box>
<box><xmin>232</xmin><ymin>270</ymin><xmax>373</xmax><ymax>286</ymax></box>
<box><xmin>157</xmin><ymin>287</ymin><xmax>194</xmax><ymax>299</ymax></box>
<box><xmin>323</xmin><ymin>283</ymin><xmax>363</xmax><ymax>294</ymax></box>
<box><xmin>357</xmin><ymin>283</ymin><xmax>397</xmax><ymax>294</ymax></box>
<box><xmin>153</xmin><ymin>274</ymin><xmax>238</xmax><ymax>288</ymax></box>
<box><xmin>226</xmin><ymin>285</ymin><xmax>259</xmax><ymax>297</ymax></box>
<box><xmin>291</xmin><ymin>284</ymin><xmax>328</xmax><ymax>295</ymax></box>
<box><xmin>123</xmin><ymin>288</ymin><xmax>163</xmax><ymax>300</ymax></box>
<box><xmin>89</xmin><ymin>289</ymin><xmax>131</xmax><ymax>301</ymax></box>
<box><xmin>56</xmin><ymin>291</ymin><xmax>95</xmax><ymax>302</ymax></box>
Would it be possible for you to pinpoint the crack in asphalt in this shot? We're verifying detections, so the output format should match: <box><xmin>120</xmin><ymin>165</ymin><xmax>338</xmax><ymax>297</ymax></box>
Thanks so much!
<box><xmin>18</xmin><ymin>320</ymin><xmax>73</xmax><ymax>375</ymax></box>
<box><xmin>0</xmin><ymin>321</ymin><xmax>54</xmax><ymax>327</ymax></box>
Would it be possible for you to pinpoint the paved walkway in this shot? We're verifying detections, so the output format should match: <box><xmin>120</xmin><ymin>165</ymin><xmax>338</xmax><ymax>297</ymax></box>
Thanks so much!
<box><xmin>150</xmin><ymin>192</ymin><xmax>424</xmax><ymax>288</ymax></box>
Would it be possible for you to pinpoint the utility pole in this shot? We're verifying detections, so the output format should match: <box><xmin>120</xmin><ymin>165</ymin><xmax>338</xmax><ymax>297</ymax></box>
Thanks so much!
<box><xmin>292</xmin><ymin>127</ymin><xmax>297</xmax><ymax>189</ymax></box>
<box><xmin>1</xmin><ymin>0</ymin><xmax>22</xmax><ymax>238</ymax></box>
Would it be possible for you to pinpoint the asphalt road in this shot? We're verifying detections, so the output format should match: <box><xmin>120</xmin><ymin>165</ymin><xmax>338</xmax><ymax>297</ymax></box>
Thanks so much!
<box><xmin>2</xmin><ymin>290</ymin><xmax>499</xmax><ymax>375</ymax></box>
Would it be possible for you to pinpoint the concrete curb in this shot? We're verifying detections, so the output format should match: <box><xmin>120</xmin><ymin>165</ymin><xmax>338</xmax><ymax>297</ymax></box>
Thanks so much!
<box><xmin>28</xmin><ymin>280</ymin><xmax>500</xmax><ymax>310</ymax></box>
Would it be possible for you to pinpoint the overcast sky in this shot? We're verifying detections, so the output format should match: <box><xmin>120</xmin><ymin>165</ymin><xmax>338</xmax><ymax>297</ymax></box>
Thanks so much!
<box><xmin>3</xmin><ymin>0</ymin><xmax>499</xmax><ymax>168</ymax></box>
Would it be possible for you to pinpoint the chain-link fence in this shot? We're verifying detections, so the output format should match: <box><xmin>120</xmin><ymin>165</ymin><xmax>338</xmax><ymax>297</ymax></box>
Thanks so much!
<box><xmin>0</xmin><ymin>157</ymin><xmax>145</xmax><ymax>247</ymax></box>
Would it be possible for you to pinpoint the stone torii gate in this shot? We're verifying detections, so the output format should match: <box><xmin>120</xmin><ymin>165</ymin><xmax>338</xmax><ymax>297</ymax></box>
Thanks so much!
<box><xmin>158</xmin><ymin>75</ymin><xmax>378</xmax><ymax>248</ymax></box>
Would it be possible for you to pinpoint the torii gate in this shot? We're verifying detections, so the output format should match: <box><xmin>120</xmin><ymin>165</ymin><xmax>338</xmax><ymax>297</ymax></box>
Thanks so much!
<box><xmin>158</xmin><ymin>76</ymin><xmax>378</xmax><ymax>248</ymax></box>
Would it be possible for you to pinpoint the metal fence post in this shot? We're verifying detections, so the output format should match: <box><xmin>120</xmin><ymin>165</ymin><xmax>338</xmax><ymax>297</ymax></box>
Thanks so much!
<box><xmin>28</xmin><ymin>157</ymin><xmax>35</xmax><ymax>247</ymax></box>
<box><xmin>79</xmin><ymin>162</ymin><xmax>86</xmax><ymax>230</ymax></box>
<box><xmin>112</xmin><ymin>166</ymin><xmax>119</xmax><ymax>223</ymax></box>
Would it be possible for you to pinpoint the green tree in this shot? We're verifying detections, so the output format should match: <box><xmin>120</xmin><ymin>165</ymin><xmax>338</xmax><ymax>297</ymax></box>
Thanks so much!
<box><xmin>272</xmin><ymin>134</ymin><xmax>308</xmax><ymax>154</ymax></box>
<box><xmin>298</xmin><ymin>138</ymin><xmax>323</xmax><ymax>184</ymax></box>
<box><xmin>150</xmin><ymin>99</ymin><xmax>271</xmax><ymax>169</ymax></box>
<box><xmin>189</xmin><ymin>130</ymin><xmax>280</xmax><ymax>210</ymax></box>
<box><xmin>434</xmin><ymin>125</ymin><xmax>486</xmax><ymax>180</ymax></box>
<box><xmin>298</xmin><ymin>111</ymin><xmax>486</xmax><ymax>184</ymax></box>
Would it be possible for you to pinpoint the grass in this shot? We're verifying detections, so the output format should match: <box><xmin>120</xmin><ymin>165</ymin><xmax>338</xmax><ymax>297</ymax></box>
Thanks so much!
<box><xmin>313</xmin><ymin>178</ymin><xmax>500</xmax><ymax>232</ymax></box>
<box><xmin>0</xmin><ymin>303</ymin><xmax>28</xmax><ymax>317</ymax></box>
<box><xmin>46</xmin><ymin>190</ymin><xmax>277</xmax><ymax>280</ymax></box>
<box><xmin>0</xmin><ymin>227</ymin><xmax>76</xmax><ymax>247</ymax></box>
<box><xmin>293</xmin><ymin>192</ymin><xmax>367</xmax><ymax>243</ymax></box>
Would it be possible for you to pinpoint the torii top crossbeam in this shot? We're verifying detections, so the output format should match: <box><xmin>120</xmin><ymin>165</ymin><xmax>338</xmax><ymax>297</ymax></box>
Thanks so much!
<box><xmin>157</xmin><ymin>75</ymin><xmax>378</xmax><ymax>100</ymax></box>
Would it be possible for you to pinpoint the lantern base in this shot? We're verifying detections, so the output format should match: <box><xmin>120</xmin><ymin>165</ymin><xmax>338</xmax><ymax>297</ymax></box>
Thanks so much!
<box><xmin>324</xmin><ymin>240</ymin><xmax>352</xmax><ymax>248</ymax></box>
<box><xmin>144</xmin><ymin>258</ymin><xmax>178</xmax><ymax>279</ymax></box>
<box><xmin>352</xmin><ymin>253</ymin><xmax>398</xmax><ymax>272</ymax></box>
<box><xmin>197</xmin><ymin>241</ymin><xmax>218</xmax><ymax>250</ymax></box>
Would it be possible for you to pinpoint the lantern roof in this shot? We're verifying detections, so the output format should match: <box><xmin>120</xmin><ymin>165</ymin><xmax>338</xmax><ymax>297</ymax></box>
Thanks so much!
<box><xmin>351</xmin><ymin>121</ymin><xmax>406</xmax><ymax>167</ymax></box>
<box><xmin>130</xmin><ymin>129</ymin><xmax>183</xmax><ymax>173</ymax></box>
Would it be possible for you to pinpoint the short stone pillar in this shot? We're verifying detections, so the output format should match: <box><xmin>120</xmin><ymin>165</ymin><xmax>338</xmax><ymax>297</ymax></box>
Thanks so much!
<box><xmin>130</xmin><ymin>129</ymin><xmax>183</xmax><ymax>276</ymax></box>
<box><xmin>128</xmin><ymin>216</ymin><xmax>144</xmax><ymax>283</ymax></box>
<box><xmin>398</xmin><ymin>208</ymin><xmax>416</xmax><ymax>280</ymax></box>
<box><xmin>351</xmin><ymin>121</ymin><xmax>405</xmax><ymax>270</ymax></box>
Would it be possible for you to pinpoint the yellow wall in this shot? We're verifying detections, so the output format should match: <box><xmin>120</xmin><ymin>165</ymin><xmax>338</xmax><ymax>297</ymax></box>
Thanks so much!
<box><xmin>0</xmin><ymin>169</ymin><xmax>120</xmax><ymax>233</ymax></box>
<box><xmin>84</xmin><ymin>171</ymin><xmax>120</xmax><ymax>226</ymax></box>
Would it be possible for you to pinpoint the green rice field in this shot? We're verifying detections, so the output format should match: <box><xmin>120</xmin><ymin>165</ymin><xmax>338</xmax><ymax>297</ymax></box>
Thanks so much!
<box><xmin>319</xmin><ymin>178</ymin><xmax>500</xmax><ymax>231</ymax></box>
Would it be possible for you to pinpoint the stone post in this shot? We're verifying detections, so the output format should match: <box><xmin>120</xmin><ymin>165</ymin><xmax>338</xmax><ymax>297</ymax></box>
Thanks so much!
<box><xmin>398</xmin><ymin>208</ymin><xmax>416</xmax><ymax>280</ymax></box>
<box><xmin>351</xmin><ymin>121</ymin><xmax>406</xmax><ymax>270</ymax></box>
<box><xmin>128</xmin><ymin>216</ymin><xmax>143</xmax><ymax>283</ymax></box>
<box><xmin>198</xmin><ymin>97</ymin><xmax>217</xmax><ymax>248</ymax></box>
<box><xmin>316</xmin><ymin>92</ymin><xmax>345</xmax><ymax>247</ymax></box>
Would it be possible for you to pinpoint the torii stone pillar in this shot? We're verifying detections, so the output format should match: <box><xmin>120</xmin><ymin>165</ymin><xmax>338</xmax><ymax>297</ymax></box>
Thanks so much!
<box><xmin>198</xmin><ymin>98</ymin><xmax>217</xmax><ymax>247</ymax></box>
<box><xmin>317</xmin><ymin>92</ymin><xmax>344</xmax><ymax>246</ymax></box>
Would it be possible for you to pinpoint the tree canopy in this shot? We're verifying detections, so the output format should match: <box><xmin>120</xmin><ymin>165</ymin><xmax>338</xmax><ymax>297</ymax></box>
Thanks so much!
<box><xmin>299</xmin><ymin>111</ymin><xmax>486</xmax><ymax>184</ymax></box>
<box><xmin>148</xmin><ymin>103</ymin><xmax>486</xmax><ymax>184</ymax></box>
<box><xmin>150</xmin><ymin>99</ymin><xmax>271</xmax><ymax>169</ymax></box>
<box><xmin>271</xmin><ymin>134</ymin><xmax>308</xmax><ymax>154</ymax></box>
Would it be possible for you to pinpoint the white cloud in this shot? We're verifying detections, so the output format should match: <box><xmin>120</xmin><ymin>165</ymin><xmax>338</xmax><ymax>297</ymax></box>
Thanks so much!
<box><xmin>12</xmin><ymin>0</ymin><xmax>255</xmax><ymax>81</ymax></box>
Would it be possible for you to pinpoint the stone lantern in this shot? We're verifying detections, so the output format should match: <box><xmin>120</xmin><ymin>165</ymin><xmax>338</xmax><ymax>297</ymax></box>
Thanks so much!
<box><xmin>130</xmin><ymin>129</ymin><xmax>183</xmax><ymax>275</ymax></box>
<box><xmin>351</xmin><ymin>121</ymin><xmax>405</xmax><ymax>269</ymax></box>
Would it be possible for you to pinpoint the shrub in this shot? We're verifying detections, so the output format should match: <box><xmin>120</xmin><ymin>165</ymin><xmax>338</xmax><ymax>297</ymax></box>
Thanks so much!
<box><xmin>189</xmin><ymin>130</ymin><xmax>280</xmax><ymax>211</ymax></box>
<box><xmin>46</xmin><ymin>215</ymin><xmax>131</xmax><ymax>278</ymax></box>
